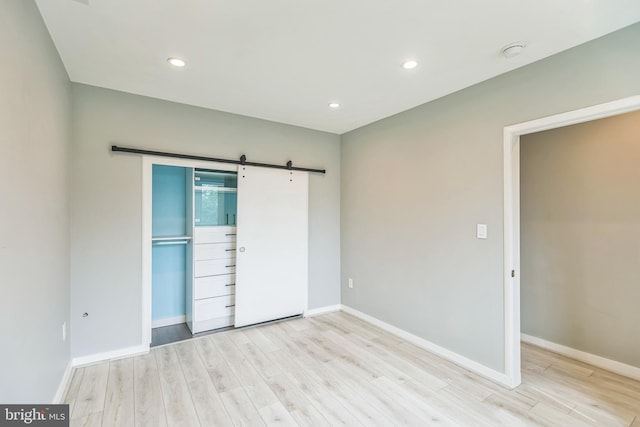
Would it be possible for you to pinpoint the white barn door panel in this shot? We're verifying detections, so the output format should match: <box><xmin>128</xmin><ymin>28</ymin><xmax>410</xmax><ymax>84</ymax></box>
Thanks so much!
<box><xmin>234</xmin><ymin>165</ymin><xmax>309</xmax><ymax>327</ymax></box>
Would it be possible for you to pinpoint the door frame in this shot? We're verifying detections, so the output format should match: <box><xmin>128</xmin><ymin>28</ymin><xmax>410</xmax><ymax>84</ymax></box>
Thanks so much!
<box><xmin>502</xmin><ymin>95</ymin><xmax>640</xmax><ymax>388</ymax></box>
<box><xmin>141</xmin><ymin>155</ymin><xmax>237</xmax><ymax>345</ymax></box>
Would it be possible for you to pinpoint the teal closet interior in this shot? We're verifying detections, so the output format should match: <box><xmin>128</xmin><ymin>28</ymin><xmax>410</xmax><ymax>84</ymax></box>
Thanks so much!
<box><xmin>152</xmin><ymin>165</ymin><xmax>239</xmax><ymax>331</ymax></box>
<box><xmin>152</xmin><ymin>165</ymin><xmax>190</xmax><ymax>324</ymax></box>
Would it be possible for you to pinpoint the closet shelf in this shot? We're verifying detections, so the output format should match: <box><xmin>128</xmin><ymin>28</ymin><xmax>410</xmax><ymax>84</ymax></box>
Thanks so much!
<box><xmin>194</xmin><ymin>186</ymin><xmax>237</xmax><ymax>193</ymax></box>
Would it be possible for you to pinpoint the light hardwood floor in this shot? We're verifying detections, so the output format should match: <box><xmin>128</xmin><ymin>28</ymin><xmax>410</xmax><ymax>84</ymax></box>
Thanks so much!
<box><xmin>65</xmin><ymin>312</ymin><xmax>640</xmax><ymax>426</ymax></box>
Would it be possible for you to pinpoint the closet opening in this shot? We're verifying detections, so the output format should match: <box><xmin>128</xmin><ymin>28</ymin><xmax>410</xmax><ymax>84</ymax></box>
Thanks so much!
<box><xmin>142</xmin><ymin>156</ymin><xmax>238</xmax><ymax>348</ymax></box>
<box><xmin>150</xmin><ymin>165</ymin><xmax>239</xmax><ymax>347</ymax></box>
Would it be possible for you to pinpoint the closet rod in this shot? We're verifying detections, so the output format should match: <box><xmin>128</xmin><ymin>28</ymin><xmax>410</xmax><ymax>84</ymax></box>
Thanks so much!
<box><xmin>152</xmin><ymin>241</ymin><xmax>189</xmax><ymax>246</ymax></box>
<box><xmin>111</xmin><ymin>145</ymin><xmax>326</xmax><ymax>174</ymax></box>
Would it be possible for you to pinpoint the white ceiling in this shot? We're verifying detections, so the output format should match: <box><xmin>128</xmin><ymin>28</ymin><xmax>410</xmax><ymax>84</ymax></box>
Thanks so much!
<box><xmin>36</xmin><ymin>0</ymin><xmax>640</xmax><ymax>134</ymax></box>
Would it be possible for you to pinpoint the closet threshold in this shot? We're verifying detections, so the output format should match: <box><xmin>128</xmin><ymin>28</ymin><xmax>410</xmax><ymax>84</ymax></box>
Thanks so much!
<box><xmin>151</xmin><ymin>314</ymin><xmax>304</xmax><ymax>348</ymax></box>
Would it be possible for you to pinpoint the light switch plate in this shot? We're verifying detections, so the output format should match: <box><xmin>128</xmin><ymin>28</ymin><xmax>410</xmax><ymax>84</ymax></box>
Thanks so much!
<box><xmin>477</xmin><ymin>224</ymin><xmax>487</xmax><ymax>239</ymax></box>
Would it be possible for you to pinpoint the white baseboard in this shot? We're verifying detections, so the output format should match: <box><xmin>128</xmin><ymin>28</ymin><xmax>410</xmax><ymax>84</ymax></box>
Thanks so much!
<box><xmin>341</xmin><ymin>305</ymin><xmax>513</xmax><ymax>388</ymax></box>
<box><xmin>72</xmin><ymin>344</ymin><xmax>149</xmax><ymax>368</ymax></box>
<box><xmin>521</xmin><ymin>333</ymin><xmax>640</xmax><ymax>381</ymax></box>
<box><xmin>304</xmin><ymin>304</ymin><xmax>341</xmax><ymax>317</ymax></box>
<box><xmin>152</xmin><ymin>315</ymin><xmax>186</xmax><ymax>328</ymax></box>
<box><xmin>52</xmin><ymin>360</ymin><xmax>73</xmax><ymax>404</ymax></box>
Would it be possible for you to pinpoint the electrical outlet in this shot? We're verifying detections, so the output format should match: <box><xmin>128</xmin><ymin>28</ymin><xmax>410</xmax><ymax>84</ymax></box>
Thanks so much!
<box><xmin>62</xmin><ymin>322</ymin><xmax>67</xmax><ymax>341</ymax></box>
<box><xmin>348</xmin><ymin>278</ymin><xmax>354</xmax><ymax>289</ymax></box>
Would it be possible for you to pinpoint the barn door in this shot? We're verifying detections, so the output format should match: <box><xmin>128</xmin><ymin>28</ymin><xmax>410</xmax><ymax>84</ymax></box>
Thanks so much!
<box><xmin>234</xmin><ymin>165</ymin><xmax>308</xmax><ymax>327</ymax></box>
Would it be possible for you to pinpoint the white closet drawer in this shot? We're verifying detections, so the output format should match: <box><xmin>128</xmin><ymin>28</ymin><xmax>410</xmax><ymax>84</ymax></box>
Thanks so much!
<box><xmin>195</xmin><ymin>259</ymin><xmax>235</xmax><ymax>277</ymax></box>
<box><xmin>194</xmin><ymin>242</ymin><xmax>236</xmax><ymax>261</ymax></box>
<box><xmin>191</xmin><ymin>315</ymin><xmax>234</xmax><ymax>333</ymax></box>
<box><xmin>194</xmin><ymin>295</ymin><xmax>235</xmax><ymax>322</ymax></box>
<box><xmin>194</xmin><ymin>275</ymin><xmax>235</xmax><ymax>299</ymax></box>
<box><xmin>194</xmin><ymin>226</ymin><xmax>236</xmax><ymax>244</ymax></box>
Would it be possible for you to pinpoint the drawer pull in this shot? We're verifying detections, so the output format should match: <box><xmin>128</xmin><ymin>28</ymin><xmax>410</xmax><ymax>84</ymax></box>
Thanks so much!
<box><xmin>225</xmin><ymin>233</ymin><xmax>236</xmax><ymax>236</ymax></box>
<box><xmin>225</xmin><ymin>248</ymin><xmax>235</xmax><ymax>252</ymax></box>
<box><xmin>225</xmin><ymin>283</ymin><xmax>235</xmax><ymax>287</ymax></box>
<box><xmin>225</xmin><ymin>304</ymin><xmax>236</xmax><ymax>308</ymax></box>
<box><xmin>225</xmin><ymin>264</ymin><xmax>236</xmax><ymax>268</ymax></box>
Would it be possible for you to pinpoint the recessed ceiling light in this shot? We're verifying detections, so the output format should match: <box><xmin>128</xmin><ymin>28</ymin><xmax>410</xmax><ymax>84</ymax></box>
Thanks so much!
<box><xmin>401</xmin><ymin>60</ymin><xmax>418</xmax><ymax>69</ymax></box>
<box><xmin>328</xmin><ymin>102</ymin><xmax>340</xmax><ymax>109</ymax></box>
<box><xmin>501</xmin><ymin>43</ymin><xmax>526</xmax><ymax>58</ymax></box>
<box><xmin>167</xmin><ymin>57</ymin><xmax>186</xmax><ymax>67</ymax></box>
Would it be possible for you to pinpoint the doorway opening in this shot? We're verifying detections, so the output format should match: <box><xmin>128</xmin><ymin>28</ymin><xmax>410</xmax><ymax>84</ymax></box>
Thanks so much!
<box><xmin>502</xmin><ymin>95</ymin><xmax>640</xmax><ymax>388</ymax></box>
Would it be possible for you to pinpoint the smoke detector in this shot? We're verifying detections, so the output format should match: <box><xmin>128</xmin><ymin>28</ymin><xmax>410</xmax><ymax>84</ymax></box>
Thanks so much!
<box><xmin>501</xmin><ymin>42</ymin><xmax>526</xmax><ymax>58</ymax></box>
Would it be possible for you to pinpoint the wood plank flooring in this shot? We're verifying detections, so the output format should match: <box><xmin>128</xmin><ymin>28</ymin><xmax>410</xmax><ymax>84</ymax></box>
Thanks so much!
<box><xmin>65</xmin><ymin>312</ymin><xmax>640</xmax><ymax>426</ymax></box>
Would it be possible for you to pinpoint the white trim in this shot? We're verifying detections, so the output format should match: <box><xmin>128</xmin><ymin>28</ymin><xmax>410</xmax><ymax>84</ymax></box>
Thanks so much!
<box><xmin>72</xmin><ymin>344</ymin><xmax>149</xmax><ymax>367</ymax></box>
<box><xmin>503</xmin><ymin>126</ymin><xmax>522</xmax><ymax>388</ymax></box>
<box><xmin>304</xmin><ymin>304</ymin><xmax>341</xmax><ymax>317</ymax></box>
<box><xmin>341</xmin><ymin>305</ymin><xmax>513</xmax><ymax>388</ymax></box>
<box><xmin>505</xmin><ymin>96</ymin><xmax>640</xmax><ymax>136</ymax></box>
<box><xmin>521</xmin><ymin>334</ymin><xmax>640</xmax><ymax>382</ymax></box>
<box><xmin>142</xmin><ymin>156</ymin><xmax>152</xmax><ymax>346</ymax></box>
<box><xmin>152</xmin><ymin>315</ymin><xmax>186</xmax><ymax>328</ymax></box>
<box><xmin>52</xmin><ymin>360</ymin><xmax>73</xmax><ymax>404</ymax></box>
<box><xmin>503</xmin><ymin>95</ymin><xmax>640</xmax><ymax>389</ymax></box>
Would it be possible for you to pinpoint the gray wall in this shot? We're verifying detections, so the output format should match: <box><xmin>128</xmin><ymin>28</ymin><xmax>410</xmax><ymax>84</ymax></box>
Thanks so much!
<box><xmin>521</xmin><ymin>111</ymin><xmax>640</xmax><ymax>368</ymax></box>
<box><xmin>71</xmin><ymin>84</ymin><xmax>341</xmax><ymax>358</ymax></box>
<box><xmin>0</xmin><ymin>1</ymin><xmax>71</xmax><ymax>402</ymax></box>
<box><xmin>341</xmin><ymin>23</ymin><xmax>640</xmax><ymax>372</ymax></box>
